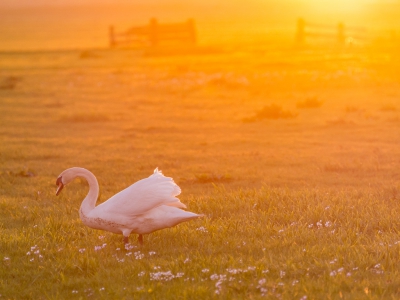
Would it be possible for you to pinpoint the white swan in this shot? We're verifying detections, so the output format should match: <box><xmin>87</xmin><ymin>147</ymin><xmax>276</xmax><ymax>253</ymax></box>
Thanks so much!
<box><xmin>55</xmin><ymin>167</ymin><xmax>202</xmax><ymax>245</ymax></box>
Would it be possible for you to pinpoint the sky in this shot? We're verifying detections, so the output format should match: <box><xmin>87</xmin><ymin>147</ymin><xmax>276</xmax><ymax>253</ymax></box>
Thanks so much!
<box><xmin>1</xmin><ymin>0</ymin><xmax>399</xmax><ymax>19</ymax></box>
<box><xmin>0</xmin><ymin>0</ymin><xmax>399</xmax><ymax>51</ymax></box>
<box><xmin>0</xmin><ymin>0</ymin><xmax>394</xmax><ymax>7</ymax></box>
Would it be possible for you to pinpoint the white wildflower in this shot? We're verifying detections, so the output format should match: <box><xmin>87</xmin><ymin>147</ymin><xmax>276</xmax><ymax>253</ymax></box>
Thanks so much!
<box><xmin>258</xmin><ymin>278</ymin><xmax>266</xmax><ymax>286</ymax></box>
<box><xmin>125</xmin><ymin>243</ymin><xmax>135</xmax><ymax>250</ymax></box>
<box><xmin>150</xmin><ymin>271</ymin><xmax>175</xmax><ymax>281</ymax></box>
<box><xmin>196</xmin><ymin>226</ymin><xmax>208</xmax><ymax>233</ymax></box>
<box><xmin>316</xmin><ymin>220</ymin><xmax>323</xmax><ymax>229</ymax></box>
<box><xmin>134</xmin><ymin>251</ymin><xmax>144</xmax><ymax>260</ymax></box>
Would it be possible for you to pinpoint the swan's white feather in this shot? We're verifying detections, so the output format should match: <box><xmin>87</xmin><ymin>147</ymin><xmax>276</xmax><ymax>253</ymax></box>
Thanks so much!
<box><xmin>126</xmin><ymin>205</ymin><xmax>201</xmax><ymax>235</ymax></box>
<box><xmin>93</xmin><ymin>168</ymin><xmax>185</xmax><ymax>219</ymax></box>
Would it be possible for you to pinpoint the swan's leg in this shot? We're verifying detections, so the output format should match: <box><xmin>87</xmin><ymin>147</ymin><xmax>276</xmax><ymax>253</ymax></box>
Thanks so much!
<box><xmin>123</xmin><ymin>236</ymin><xmax>129</xmax><ymax>244</ymax></box>
<box><xmin>138</xmin><ymin>234</ymin><xmax>143</xmax><ymax>245</ymax></box>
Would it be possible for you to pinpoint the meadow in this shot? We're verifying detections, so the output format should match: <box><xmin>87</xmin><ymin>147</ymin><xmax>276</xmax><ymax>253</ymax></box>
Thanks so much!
<box><xmin>1</xmin><ymin>42</ymin><xmax>400</xmax><ymax>299</ymax></box>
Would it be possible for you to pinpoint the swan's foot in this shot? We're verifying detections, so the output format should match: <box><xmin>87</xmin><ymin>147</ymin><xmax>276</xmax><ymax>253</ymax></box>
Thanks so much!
<box><xmin>138</xmin><ymin>234</ymin><xmax>143</xmax><ymax>246</ymax></box>
<box><xmin>123</xmin><ymin>236</ymin><xmax>129</xmax><ymax>245</ymax></box>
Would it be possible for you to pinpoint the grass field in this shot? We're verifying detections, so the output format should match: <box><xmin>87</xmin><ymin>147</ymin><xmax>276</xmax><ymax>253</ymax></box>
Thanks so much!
<box><xmin>1</xmin><ymin>43</ymin><xmax>400</xmax><ymax>299</ymax></box>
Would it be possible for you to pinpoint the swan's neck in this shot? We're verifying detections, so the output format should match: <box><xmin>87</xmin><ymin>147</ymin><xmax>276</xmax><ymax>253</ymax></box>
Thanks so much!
<box><xmin>73</xmin><ymin>168</ymin><xmax>99</xmax><ymax>215</ymax></box>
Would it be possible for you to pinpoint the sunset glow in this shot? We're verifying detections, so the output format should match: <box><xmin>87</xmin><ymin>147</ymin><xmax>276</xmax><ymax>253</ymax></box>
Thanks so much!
<box><xmin>1</xmin><ymin>0</ymin><xmax>400</xmax><ymax>298</ymax></box>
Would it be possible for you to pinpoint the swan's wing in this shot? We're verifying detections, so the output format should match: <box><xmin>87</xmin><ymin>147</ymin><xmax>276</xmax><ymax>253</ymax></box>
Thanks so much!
<box><xmin>133</xmin><ymin>205</ymin><xmax>203</xmax><ymax>234</ymax></box>
<box><xmin>94</xmin><ymin>168</ymin><xmax>186</xmax><ymax>217</ymax></box>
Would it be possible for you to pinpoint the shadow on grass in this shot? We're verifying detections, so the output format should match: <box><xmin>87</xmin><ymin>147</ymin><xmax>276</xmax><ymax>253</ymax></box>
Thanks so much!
<box><xmin>243</xmin><ymin>104</ymin><xmax>297</xmax><ymax>122</ymax></box>
<box><xmin>296</xmin><ymin>97</ymin><xmax>323</xmax><ymax>109</ymax></box>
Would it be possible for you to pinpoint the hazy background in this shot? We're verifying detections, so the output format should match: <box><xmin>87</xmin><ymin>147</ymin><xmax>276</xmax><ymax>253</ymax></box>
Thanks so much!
<box><xmin>1</xmin><ymin>0</ymin><xmax>400</xmax><ymax>51</ymax></box>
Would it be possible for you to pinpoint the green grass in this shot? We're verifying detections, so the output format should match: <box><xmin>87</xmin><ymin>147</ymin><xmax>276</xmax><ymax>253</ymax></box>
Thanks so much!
<box><xmin>1</xmin><ymin>46</ymin><xmax>400</xmax><ymax>299</ymax></box>
<box><xmin>2</xmin><ymin>186</ymin><xmax>400</xmax><ymax>299</ymax></box>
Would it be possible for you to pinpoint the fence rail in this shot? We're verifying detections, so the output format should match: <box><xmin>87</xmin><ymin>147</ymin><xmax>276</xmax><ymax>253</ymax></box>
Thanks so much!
<box><xmin>296</xmin><ymin>18</ymin><xmax>367</xmax><ymax>45</ymax></box>
<box><xmin>109</xmin><ymin>18</ymin><xmax>196</xmax><ymax>48</ymax></box>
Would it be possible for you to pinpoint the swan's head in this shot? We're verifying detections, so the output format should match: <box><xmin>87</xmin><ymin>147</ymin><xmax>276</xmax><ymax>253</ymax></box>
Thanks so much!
<box><xmin>55</xmin><ymin>175</ymin><xmax>64</xmax><ymax>195</ymax></box>
<box><xmin>55</xmin><ymin>167</ymin><xmax>82</xmax><ymax>196</ymax></box>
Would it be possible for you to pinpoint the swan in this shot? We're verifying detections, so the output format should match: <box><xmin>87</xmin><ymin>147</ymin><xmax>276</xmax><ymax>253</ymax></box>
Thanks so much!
<box><xmin>55</xmin><ymin>167</ymin><xmax>202</xmax><ymax>245</ymax></box>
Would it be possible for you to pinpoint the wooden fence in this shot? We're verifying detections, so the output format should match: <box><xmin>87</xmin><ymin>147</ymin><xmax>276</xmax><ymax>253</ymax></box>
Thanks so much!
<box><xmin>296</xmin><ymin>18</ymin><xmax>367</xmax><ymax>45</ymax></box>
<box><xmin>109</xmin><ymin>18</ymin><xmax>196</xmax><ymax>48</ymax></box>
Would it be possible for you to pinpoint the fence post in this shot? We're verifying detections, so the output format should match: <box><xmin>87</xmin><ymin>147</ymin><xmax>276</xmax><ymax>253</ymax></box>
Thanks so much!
<box><xmin>337</xmin><ymin>22</ymin><xmax>345</xmax><ymax>44</ymax></box>
<box><xmin>149</xmin><ymin>18</ymin><xmax>158</xmax><ymax>46</ymax></box>
<box><xmin>296</xmin><ymin>18</ymin><xmax>305</xmax><ymax>45</ymax></box>
<box><xmin>109</xmin><ymin>25</ymin><xmax>116</xmax><ymax>47</ymax></box>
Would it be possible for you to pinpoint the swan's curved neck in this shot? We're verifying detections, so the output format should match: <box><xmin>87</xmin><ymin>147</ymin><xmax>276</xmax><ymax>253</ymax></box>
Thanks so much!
<box><xmin>72</xmin><ymin>168</ymin><xmax>99</xmax><ymax>215</ymax></box>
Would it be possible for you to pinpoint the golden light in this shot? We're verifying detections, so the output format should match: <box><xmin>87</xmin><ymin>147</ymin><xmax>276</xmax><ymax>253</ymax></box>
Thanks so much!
<box><xmin>300</xmin><ymin>0</ymin><xmax>371</xmax><ymax>17</ymax></box>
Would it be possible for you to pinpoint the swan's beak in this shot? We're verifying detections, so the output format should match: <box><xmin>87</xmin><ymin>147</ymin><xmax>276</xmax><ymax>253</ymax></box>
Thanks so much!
<box><xmin>56</xmin><ymin>176</ymin><xmax>64</xmax><ymax>196</ymax></box>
